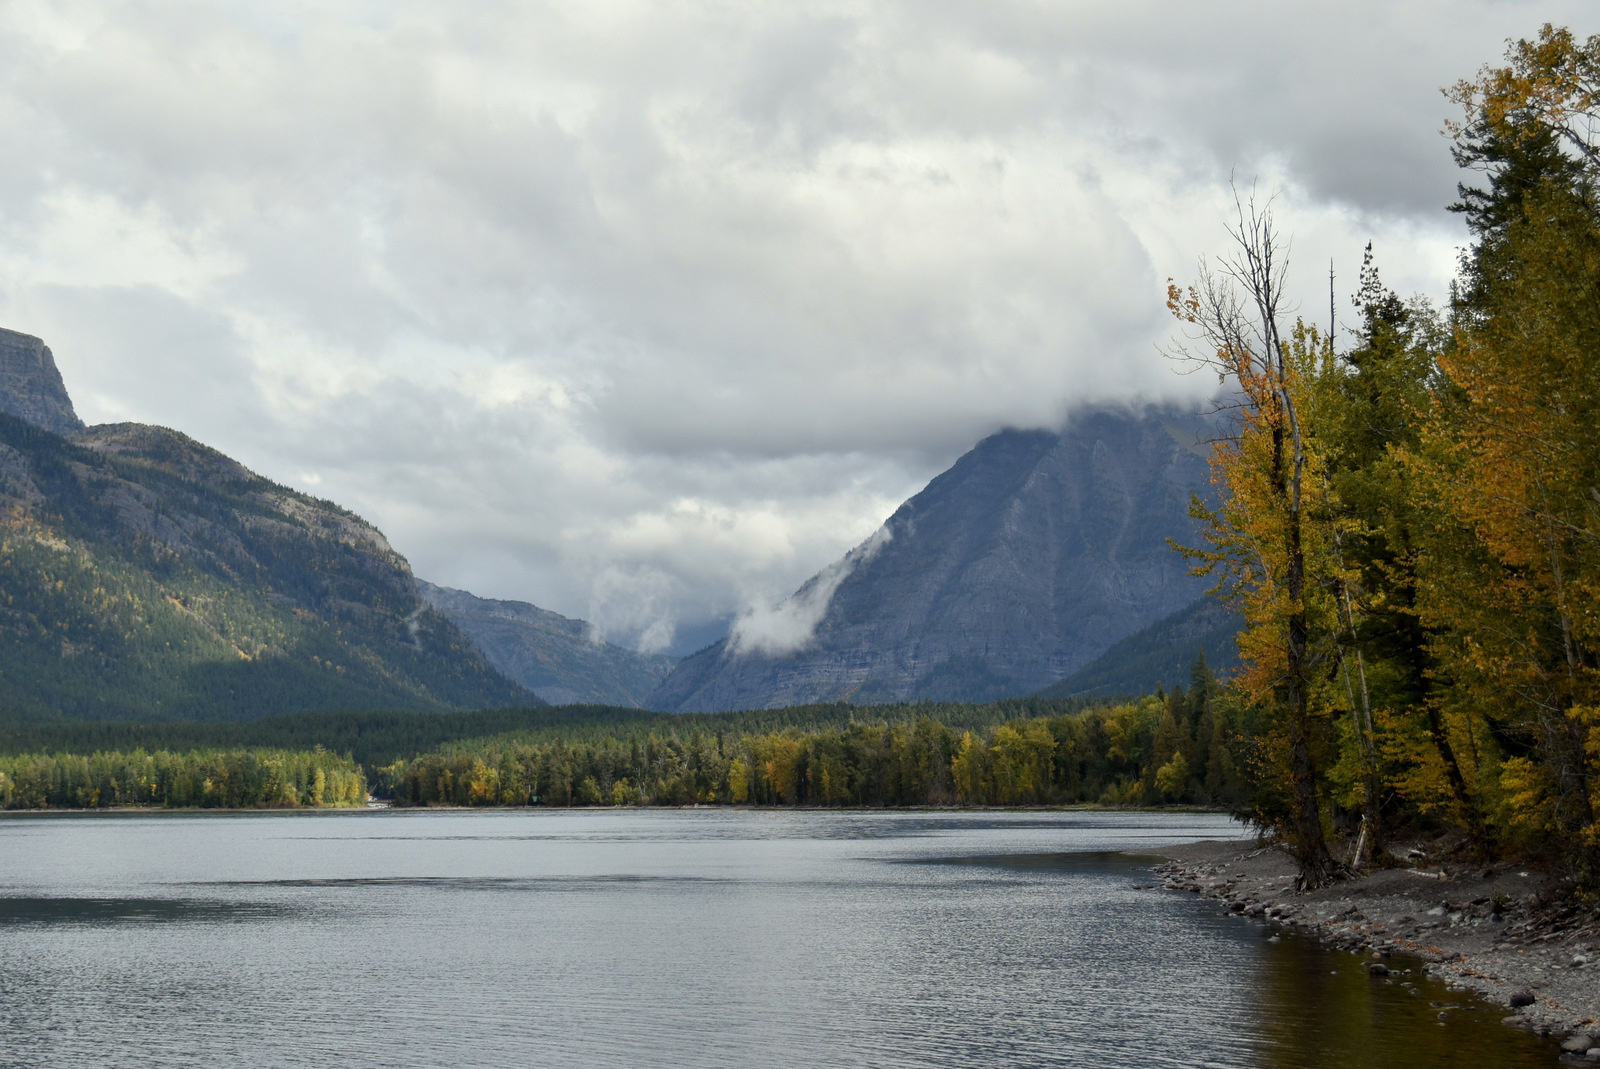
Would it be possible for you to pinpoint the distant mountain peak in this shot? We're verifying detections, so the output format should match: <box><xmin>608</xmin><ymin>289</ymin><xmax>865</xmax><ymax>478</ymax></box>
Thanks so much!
<box><xmin>0</xmin><ymin>328</ymin><xmax>84</xmax><ymax>437</ymax></box>
<box><xmin>647</xmin><ymin>405</ymin><xmax>1215</xmax><ymax>713</ymax></box>
<box><xmin>417</xmin><ymin>580</ymin><xmax>677</xmax><ymax>707</ymax></box>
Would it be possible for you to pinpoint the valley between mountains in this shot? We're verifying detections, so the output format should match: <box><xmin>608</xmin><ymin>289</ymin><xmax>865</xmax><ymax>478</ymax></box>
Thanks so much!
<box><xmin>0</xmin><ymin>324</ymin><xmax>1231</xmax><ymax>721</ymax></box>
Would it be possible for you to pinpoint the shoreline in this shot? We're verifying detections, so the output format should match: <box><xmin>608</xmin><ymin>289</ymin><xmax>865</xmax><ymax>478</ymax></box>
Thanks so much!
<box><xmin>0</xmin><ymin>801</ymin><xmax>1229</xmax><ymax>815</ymax></box>
<box><xmin>1154</xmin><ymin>839</ymin><xmax>1600</xmax><ymax>1060</ymax></box>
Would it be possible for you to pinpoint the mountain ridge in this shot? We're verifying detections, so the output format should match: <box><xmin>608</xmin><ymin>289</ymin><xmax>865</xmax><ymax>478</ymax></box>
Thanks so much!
<box><xmin>0</xmin><ymin>347</ymin><xmax>537</xmax><ymax>720</ymax></box>
<box><xmin>648</xmin><ymin>406</ymin><xmax>1218</xmax><ymax>712</ymax></box>
<box><xmin>418</xmin><ymin>580</ymin><xmax>676</xmax><ymax>707</ymax></box>
<box><xmin>1033</xmin><ymin>595</ymin><xmax>1241</xmax><ymax>700</ymax></box>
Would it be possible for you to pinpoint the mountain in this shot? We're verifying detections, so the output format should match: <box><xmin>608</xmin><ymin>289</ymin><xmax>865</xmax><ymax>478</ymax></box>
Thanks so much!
<box><xmin>1032</xmin><ymin>596</ymin><xmax>1241</xmax><ymax>700</ymax></box>
<box><xmin>417</xmin><ymin>581</ymin><xmax>676</xmax><ymax>707</ymax></box>
<box><xmin>648</xmin><ymin>407</ymin><xmax>1217</xmax><ymax>712</ymax></box>
<box><xmin>0</xmin><ymin>328</ymin><xmax>82</xmax><ymax>436</ymax></box>
<box><xmin>0</xmin><ymin>329</ymin><xmax>536</xmax><ymax>721</ymax></box>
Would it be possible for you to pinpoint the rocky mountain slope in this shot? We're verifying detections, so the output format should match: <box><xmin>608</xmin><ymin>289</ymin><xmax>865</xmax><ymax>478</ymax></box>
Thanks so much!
<box><xmin>1033</xmin><ymin>596</ymin><xmax>1241</xmax><ymax>700</ymax></box>
<box><xmin>418</xmin><ymin>581</ymin><xmax>675</xmax><ymax>707</ymax></box>
<box><xmin>649</xmin><ymin>407</ymin><xmax>1220</xmax><ymax>712</ymax></box>
<box><xmin>0</xmin><ymin>330</ymin><xmax>535</xmax><ymax>721</ymax></box>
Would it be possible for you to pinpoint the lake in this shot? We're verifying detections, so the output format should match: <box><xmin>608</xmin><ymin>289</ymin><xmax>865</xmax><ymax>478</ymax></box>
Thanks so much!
<box><xmin>0</xmin><ymin>809</ymin><xmax>1563</xmax><ymax>1067</ymax></box>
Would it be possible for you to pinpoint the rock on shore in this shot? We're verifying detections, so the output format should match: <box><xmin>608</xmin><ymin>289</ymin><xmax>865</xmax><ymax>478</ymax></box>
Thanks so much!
<box><xmin>1156</xmin><ymin>839</ymin><xmax>1600</xmax><ymax>1059</ymax></box>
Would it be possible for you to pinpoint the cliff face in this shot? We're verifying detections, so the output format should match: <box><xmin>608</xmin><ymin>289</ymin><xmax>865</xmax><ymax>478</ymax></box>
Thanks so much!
<box><xmin>418</xmin><ymin>581</ymin><xmax>676</xmax><ymax>707</ymax></box>
<box><xmin>0</xmin><ymin>328</ymin><xmax>84</xmax><ymax>437</ymax></box>
<box><xmin>648</xmin><ymin>407</ymin><xmax>1215</xmax><ymax>712</ymax></box>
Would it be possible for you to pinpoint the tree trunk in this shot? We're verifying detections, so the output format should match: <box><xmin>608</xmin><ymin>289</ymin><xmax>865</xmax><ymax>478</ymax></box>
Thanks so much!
<box><xmin>1286</xmin><ymin>514</ymin><xmax>1338</xmax><ymax>887</ymax></box>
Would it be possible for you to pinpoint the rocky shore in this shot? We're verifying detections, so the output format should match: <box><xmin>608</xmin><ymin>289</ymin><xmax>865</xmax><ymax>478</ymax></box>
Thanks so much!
<box><xmin>1156</xmin><ymin>839</ymin><xmax>1600</xmax><ymax>1061</ymax></box>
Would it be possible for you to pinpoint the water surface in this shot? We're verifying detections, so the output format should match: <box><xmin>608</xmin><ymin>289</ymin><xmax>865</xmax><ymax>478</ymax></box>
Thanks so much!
<box><xmin>0</xmin><ymin>809</ymin><xmax>1562</xmax><ymax>1067</ymax></box>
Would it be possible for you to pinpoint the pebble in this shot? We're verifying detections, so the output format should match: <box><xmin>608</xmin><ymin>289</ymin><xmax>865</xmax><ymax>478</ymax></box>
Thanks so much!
<box><xmin>1560</xmin><ymin>1034</ymin><xmax>1596</xmax><ymax>1054</ymax></box>
<box><xmin>1509</xmin><ymin>991</ymin><xmax>1536</xmax><ymax>1008</ymax></box>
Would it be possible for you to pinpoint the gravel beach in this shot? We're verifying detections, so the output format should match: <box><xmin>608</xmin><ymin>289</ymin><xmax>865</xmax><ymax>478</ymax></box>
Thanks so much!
<box><xmin>1154</xmin><ymin>839</ymin><xmax>1600</xmax><ymax>1060</ymax></box>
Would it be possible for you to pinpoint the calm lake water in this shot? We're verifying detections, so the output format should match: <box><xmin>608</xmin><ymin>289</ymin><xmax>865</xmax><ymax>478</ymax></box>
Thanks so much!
<box><xmin>0</xmin><ymin>809</ymin><xmax>1564</xmax><ymax>1068</ymax></box>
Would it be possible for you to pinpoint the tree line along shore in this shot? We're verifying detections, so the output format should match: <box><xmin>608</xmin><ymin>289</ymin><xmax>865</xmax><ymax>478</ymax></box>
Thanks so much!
<box><xmin>1</xmin><ymin>675</ymin><xmax>1241</xmax><ymax>810</ymax></box>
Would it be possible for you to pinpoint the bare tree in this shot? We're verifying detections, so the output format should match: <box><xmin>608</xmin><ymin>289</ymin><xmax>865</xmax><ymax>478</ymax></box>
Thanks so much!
<box><xmin>1166</xmin><ymin>187</ymin><xmax>1341</xmax><ymax>887</ymax></box>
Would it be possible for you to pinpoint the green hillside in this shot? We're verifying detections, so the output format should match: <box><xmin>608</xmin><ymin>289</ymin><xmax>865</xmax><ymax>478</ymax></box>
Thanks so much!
<box><xmin>1035</xmin><ymin>597</ymin><xmax>1241</xmax><ymax>700</ymax></box>
<box><xmin>0</xmin><ymin>413</ymin><xmax>534</xmax><ymax>720</ymax></box>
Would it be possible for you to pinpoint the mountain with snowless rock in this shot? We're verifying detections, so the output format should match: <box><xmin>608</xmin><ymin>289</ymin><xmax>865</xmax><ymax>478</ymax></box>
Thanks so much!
<box><xmin>646</xmin><ymin>407</ymin><xmax>1223</xmax><ymax>712</ymax></box>
<box><xmin>0</xmin><ymin>325</ymin><xmax>1231</xmax><ymax>720</ymax></box>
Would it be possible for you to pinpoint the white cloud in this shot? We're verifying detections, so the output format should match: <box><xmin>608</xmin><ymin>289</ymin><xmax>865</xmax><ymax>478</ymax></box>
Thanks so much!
<box><xmin>730</xmin><ymin>522</ymin><xmax>892</xmax><ymax>656</ymax></box>
<box><xmin>0</xmin><ymin>0</ymin><xmax>1585</xmax><ymax>649</ymax></box>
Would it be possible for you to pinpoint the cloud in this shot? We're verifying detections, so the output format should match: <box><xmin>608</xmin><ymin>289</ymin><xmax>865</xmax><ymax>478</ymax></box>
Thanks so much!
<box><xmin>0</xmin><ymin>0</ymin><xmax>1587</xmax><ymax>646</ymax></box>
<box><xmin>730</xmin><ymin>522</ymin><xmax>892</xmax><ymax>656</ymax></box>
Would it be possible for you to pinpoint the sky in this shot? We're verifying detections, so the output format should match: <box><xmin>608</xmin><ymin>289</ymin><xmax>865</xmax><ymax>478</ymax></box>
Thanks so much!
<box><xmin>0</xmin><ymin>0</ymin><xmax>1589</xmax><ymax>654</ymax></box>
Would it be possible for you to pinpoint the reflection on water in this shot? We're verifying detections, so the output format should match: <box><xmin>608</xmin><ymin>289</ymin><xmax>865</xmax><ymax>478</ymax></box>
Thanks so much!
<box><xmin>0</xmin><ymin>810</ymin><xmax>1562</xmax><ymax>1068</ymax></box>
<box><xmin>1251</xmin><ymin>935</ymin><xmax>1551</xmax><ymax>1069</ymax></box>
<box><xmin>0</xmin><ymin>896</ymin><xmax>295</xmax><ymax>926</ymax></box>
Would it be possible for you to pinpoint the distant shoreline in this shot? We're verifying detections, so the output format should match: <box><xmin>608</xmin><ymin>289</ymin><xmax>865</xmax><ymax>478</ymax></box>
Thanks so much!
<box><xmin>0</xmin><ymin>801</ymin><xmax>1236</xmax><ymax>815</ymax></box>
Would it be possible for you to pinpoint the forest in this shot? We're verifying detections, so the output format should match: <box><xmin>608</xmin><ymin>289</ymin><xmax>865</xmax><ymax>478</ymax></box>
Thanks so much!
<box><xmin>375</xmin><ymin>663</ymin><xmax>1238</xmax><ymax>808</ymax></box>
<box><xmin>0</xmin><ymin>695</ymin><xmax>1098</xmax><ymax>768</ymax></box>
<box><xmin>0</xmin><ymin>747</ymin><xmax>366</xmax><ymax>809</ymax></box>
<box><xmin>0</xmin><ymin>688</ymin><xmax>1219</xmax><ymax>809</ymax></box>
<box><xmin>1163</xmin><ymin>25</ymin><xmax>1600</xmax><ymax>886</ymax></box>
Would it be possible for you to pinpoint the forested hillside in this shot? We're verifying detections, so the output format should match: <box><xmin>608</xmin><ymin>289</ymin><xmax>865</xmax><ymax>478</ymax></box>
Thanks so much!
<box><xmin>0</xmin><ymin>412</ymin><xmax>533</xmax><ymax>720</ymax></box>
<box><xmin>1035</xmin><ymin>597</ymin><xmax>1241</xmax><ymax>700</ymax></box>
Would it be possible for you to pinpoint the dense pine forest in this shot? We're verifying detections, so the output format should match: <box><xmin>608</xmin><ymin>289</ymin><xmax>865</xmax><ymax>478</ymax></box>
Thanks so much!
<box><xmin>376</xmin><ymin>666</ymin><xmax>1239</xmax><ymax>808</ymax></box>
<box><xmin>0</xmin><ymin>695</ymin><xmax>1100</xmax><ymax>767</ymax></box>
<box><xmin>0</xmin><ymin>684</ymin><xmax>1240</xmax><ymax>809</ymax></box>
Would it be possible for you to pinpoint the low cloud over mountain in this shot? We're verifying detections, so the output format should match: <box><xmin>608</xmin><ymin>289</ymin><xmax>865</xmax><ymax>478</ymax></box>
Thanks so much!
<box><xmin>650</xmin><ymin>405</ymin><xmax>1213</xmax><ymax>711</ymax></box>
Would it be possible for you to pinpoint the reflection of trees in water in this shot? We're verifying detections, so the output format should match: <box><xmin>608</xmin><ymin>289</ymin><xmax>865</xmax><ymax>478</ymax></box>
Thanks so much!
<box><xmin>0</xmin><ymin>896</ymin><xmax>293</xmax><ymax>927</ymax></box>
<box><xmin>1247</xmin><ymin>932</ymin><xmax>1557</xmax><ymax>1068</ymax></box>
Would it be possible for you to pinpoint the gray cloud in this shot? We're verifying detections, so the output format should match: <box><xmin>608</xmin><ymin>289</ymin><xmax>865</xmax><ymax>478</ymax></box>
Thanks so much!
<box><xmin>0</xmin><ymin>0</ymin><xmax>1585</xmax><ymax>648</ymax></box>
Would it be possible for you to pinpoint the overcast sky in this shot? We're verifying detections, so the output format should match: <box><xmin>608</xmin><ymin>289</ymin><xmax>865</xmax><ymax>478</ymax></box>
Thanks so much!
<box><xmin>0</xmin><ymin>1</ymin><xmax>1588</xmax><ymax>653</ymax></box>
